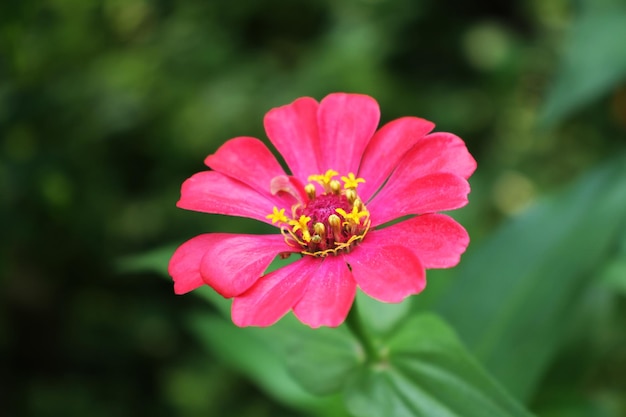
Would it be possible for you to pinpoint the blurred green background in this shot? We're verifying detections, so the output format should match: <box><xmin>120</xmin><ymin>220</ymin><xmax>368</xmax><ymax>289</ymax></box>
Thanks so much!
<box><xmin>2</xmin><ymin>0</ymin><xmax>626</xmax><ymax>416</ymax></box>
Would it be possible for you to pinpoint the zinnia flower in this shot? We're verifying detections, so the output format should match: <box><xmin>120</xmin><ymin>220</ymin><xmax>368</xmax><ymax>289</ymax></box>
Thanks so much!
<box><xmin>169</xmin><ymin>93</ymin><xmax>476</xmax><ymax>328</ymax></box>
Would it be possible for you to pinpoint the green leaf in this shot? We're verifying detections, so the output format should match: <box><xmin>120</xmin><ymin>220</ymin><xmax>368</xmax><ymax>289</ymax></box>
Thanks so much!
<box><xmin>600</xmin><ymin>256</ymin><xmax>626</xmax><ymax>295</ymax></box>
<box><xmin>436</xmin><ymin>152</ymin><xmax>626</xmax><ymax>400</ymax></box>
<box><xmin>117</xmin><ymin>244</ymin><xmax>177</xmax><ymax>275</ymax></box>
<box><xmin>539</xmin><ymin>8</ymin><xmax>626</xmax><ymax>127</ymax></box>
<box><xmin>284</xmin><ymin>324</ymin><xmax>363</xmax><ymax>395</ymax></box>
<box><xmin>600</xmin><ymin>219</ymin><xmax>626</xmax><ymax>295</ymax></box>
<box><xmin>187</xmin><ymin>313</ymin><xmax>352</xmax><ymax>417</ymax></box>
<box><xmin>344</xmin><ymin>314</ymin><xmax>534</xmax><ymax>417</ymax></box>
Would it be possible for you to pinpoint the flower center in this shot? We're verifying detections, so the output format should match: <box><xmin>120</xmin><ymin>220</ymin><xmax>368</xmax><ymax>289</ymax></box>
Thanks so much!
<box><xmin>267</xmin><ymin>170</ymin><xmax>370</xmax><ymax>257</ymax></box>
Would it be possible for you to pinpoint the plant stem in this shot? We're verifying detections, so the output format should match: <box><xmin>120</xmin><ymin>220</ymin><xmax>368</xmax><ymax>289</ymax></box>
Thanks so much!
<box><xmin>345</xmin><ymin>299</ymin><xmax>380</xmax><ymax>363</ymax></box>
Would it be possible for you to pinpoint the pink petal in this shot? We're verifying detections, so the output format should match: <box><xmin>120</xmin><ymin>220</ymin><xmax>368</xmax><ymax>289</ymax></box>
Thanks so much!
<box><xmin>204</xmin><ymin>137</ymin><xmax>288</xmax><ymax>192</ymax></box>
<box><xmin>168</xmin><ymin>234</ymin><xmax>217</xmax><ymax>294</ymax></box>
<box><xmin>345</xmin><ymin>242</ymin><xmax>425</xmax><ymax>303</ymax></box>
<box><xmin>199</xmin><ymin>234</ymin><xmax>296</xmax><ymax>298</ymax></box>
<box><xmin>264</xmin><ymin>97</ymin><xmax>321</xmax><ymax>180</ymax></box>
<box><xmin>317</xmin><ymin>93</ymin><xmax>380</xmax><ymax>175</ymax></box>
<box><xmin>232</xmin><ymin>257</ymin><xmax>320</xmax><ymax>327</ymax></box>
<box><xmin>391</xmin><ymin>132</ymin><xmax>477</xmax><ymax>181</ymax></box>
<box><xmin>358</xmin><ymin>117</ymin><xmax>435</xmax><ymax>202</ymax></box>
<box><xmin>367</xmin><ymin>173</ymin><xmax>471</xmax><ymax>226</ymax></box>
<box><xmin>367</xmin><ymin>214</ymin><xmax>470</xmax><ymax>269</ymax></box>
<box><xmin>177</xmin><ymin>171</ymin><xmax>279</xmax><ymax>225</ymax></box>
<box><xmin>292</xmin><ymin>256</ymin><xmax>356</xmax><ymax>328</ymax></box>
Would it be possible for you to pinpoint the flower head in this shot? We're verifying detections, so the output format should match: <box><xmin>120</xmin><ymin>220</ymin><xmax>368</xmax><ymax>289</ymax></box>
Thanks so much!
<box><xmin>168</xmin><ymin>93</ymin><xmax>476</xmax><ymax>328</ymax></box>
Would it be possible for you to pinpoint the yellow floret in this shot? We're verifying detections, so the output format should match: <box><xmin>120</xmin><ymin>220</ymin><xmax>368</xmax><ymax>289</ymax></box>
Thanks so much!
<box><xmin>336</xmin><ymin>206</ymin><xmax>369</xmax><ymax>225</ymax></box>
<box><xmin>308</xmin><ymin>169</ymin><xmax>339</xmax><ymax>186</ymax></box>
<box><xmin>266</xmin><ymin>207</ymin><xmax>289</xmax><ymax>224</ymax></box>
<box><xmin>341</xmin><ymin>173</ymin><xmax>365</xmax><ymax>189</ymax></box>
<box><xmin>289</xmin><ymin>215</ymin><xmax>312</xmax><ymax>242</ymax></box>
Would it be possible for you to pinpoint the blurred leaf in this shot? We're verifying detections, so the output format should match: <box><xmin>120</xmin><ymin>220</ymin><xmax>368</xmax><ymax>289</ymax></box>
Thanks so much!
<box><xmin>539</xmin><ymin>8</ymin><xmax>626</xmax><ymax>127</ymax></box>
<box><xmin>436</xmin><ymin>152</ymin><xmax>626</xmax><ymax>400</ymax></box>
<box><xmin>600</xmin><ymin>219</ymin><xmax>626</xmax><ymax>295</ymax></box>
<box><xmin>284</xmin><ymin>324</ymin><xmax>362</xmax><ymax>396</ymax></box>
<box><xmin>117</xmin><ymin>245</ymin><xmax>177</xmax><ymax>275</ymax></box>
<box><xmin>344</xmin><ymin>313</ymin><xmax>534</xmax><ymax>417</ymax></box>
<box><xmin>600</xmin><ymin>256</ymin><xmax>626</xmax><ymax>295</ymax></box>
<box><xmin>188</xmin><ymin>313</ymin><xmax>351</xmax><ymax>417</ymax></box>
<box><xmin>187</xmin><ymin>314</ymin><xmax>308</xmax><ymax>406</ymax></box>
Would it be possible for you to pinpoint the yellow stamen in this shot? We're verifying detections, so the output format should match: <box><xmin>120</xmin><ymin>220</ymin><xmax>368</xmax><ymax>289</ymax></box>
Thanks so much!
<box><xmin>328</xmin><ymin>214</ymin><xmax>342</xmax><ymax>241</ymax></box>
<box><xmin>345</xmin><ymin>188</ymin><xmax>357</xmax><ymax>204</ymax></box>
<box><xmin>341</xmin><ymin>173</ymin><xmax>365</xmax><ymax>189</ymax></box>
<box><xmin>266</xmin><ymin>207</ymin><xmax>289</xmax><ymax>224</ymax></box>
<box><xmin>313</xmin><ymin>222</ymin><xmax>326</xmax><ymax>236</ymax></box>
<box><xmin>304</xmin><ymin>183</ymin><xmax>316</xmax><ymax>199</ymax></box>
<box><xmin>329</xmin><ymin>179</ymin><xmax>342</xmax><ymax>195</ymax></box>
<box><xmin>328</xmin><ymin>214</ymin><xmax>341</xmax><ymax>229</ymax></box>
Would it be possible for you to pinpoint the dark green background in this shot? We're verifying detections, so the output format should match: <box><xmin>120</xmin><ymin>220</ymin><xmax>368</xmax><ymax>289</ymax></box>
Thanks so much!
<box><xmin>2</xmin><ymin>0</ymin><xmax>625</xmax><ymax>416</ymax></box>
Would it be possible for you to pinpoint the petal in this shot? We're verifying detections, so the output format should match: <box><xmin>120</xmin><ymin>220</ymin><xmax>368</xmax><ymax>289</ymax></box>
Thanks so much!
<box><xmin>293</xmin><ymin>256</ymin><xmax>356</xmax><ymax>328</ymax></box>
<box><xmin>177</xmin><ymin>171</ymin><xmax>279</xmax><ymax>224</ymax></box>
<box><xmin>204</xmin><ymin>137</ymin><xmax>287</xmax><ymax>192</ymax></box>
<box><xmin>317</xmin><ymin>93</ymin><xmax>380</xmax><ymax>175</ymax></box>
<box><xmin>345</xmin><ymin>242</ymin><xmax>425</xmax><ymax>303</ymax></box>
<box><xmin>168</xmin><ymin>234</ymin><xmax>216</xmax><ymax>294</ymax></box>
<box><xmin>391</xmin><ymin>132</ymin><xmax>477</xmax><ymax>181</ymax></box>
<box><xmin>264</xmin><ymin>97</ymin><xmax>321</xmax><ymax>180</ymax></box>
<box><xmin>358</xmin><ymin>117</ymin><xmax>435</xmax><ymax>202</ymax></box>
<box><xmin>199</xmin><ymin>234</ymin><xmax>296</xmax><ymax>298</ymax></box>
<box><xmin>232</xmin><ymin>257</ymin><xmax>320</xmax><ymax>327</ymax></box>
<box><xmin>367</xmin><ymin>173</ymin><xmax>471</xmax><ymax>226</ymax></box>
<box><xmin>367</xmin><ymin>214</ymin><xmax>470</xmax><ymax>269</ymax></box>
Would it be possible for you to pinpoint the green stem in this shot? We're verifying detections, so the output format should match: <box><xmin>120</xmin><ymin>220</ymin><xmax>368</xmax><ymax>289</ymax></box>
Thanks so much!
<box><xmin>345</xmin><ymin>299</ymin><xmax>380</xmax><ymax>363</ymax></box>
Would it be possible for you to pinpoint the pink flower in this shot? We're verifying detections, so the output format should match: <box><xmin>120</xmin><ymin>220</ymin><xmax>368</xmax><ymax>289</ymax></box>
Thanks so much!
<box><xmin>169</xmin><ymin>93</ymin><xmax>476</xmax><ymax>328</ymax></box>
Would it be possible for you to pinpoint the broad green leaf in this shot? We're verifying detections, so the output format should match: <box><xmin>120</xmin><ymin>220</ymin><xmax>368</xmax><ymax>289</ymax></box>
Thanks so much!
<box><xmin>187</xmin><ymin>313</ymin><xmax>351</xmax><ymax>417</ymax></box>
<box><xmin>179</xmin><ymin>260</ymin><xmax>355</xmax><ymax>413</ymax></box>
<box><xmin>344</xmin><ymin>314</ymin><xmax>534</xmax><ymax>417</ymax></box>
<box><xmin>436</xmin><ymin>153</ymin><xmax>626</xmax><ymax>401</ymax></box>
<box><xmin>539</xmin><ymin>8</ymin><xmax>626</xmax><ymax>127</ymax></box>
<box><xmin>277</xmin><ymin>292</ymin><xmax>411</xmax><ymax>396</ymax></box>
<box><xmin>284</xmin><ymin>324</ymin><xmax>362</xmax><ymax>395</ymax></box>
